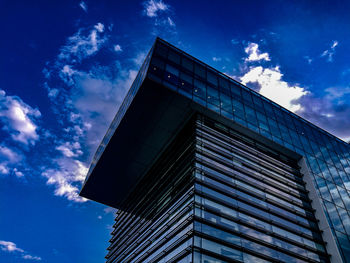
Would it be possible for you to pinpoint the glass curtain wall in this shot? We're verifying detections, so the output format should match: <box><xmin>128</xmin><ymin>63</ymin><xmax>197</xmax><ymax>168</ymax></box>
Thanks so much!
<box><xmin>147</xmin><ymin>39</ymin><xmax>350</xmax><ymax>261</ymax></box>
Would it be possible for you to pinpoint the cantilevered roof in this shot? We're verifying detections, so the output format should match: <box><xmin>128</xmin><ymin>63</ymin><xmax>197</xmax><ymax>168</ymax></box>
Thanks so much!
<box><xmin>79</xmin><ymin>38</ymin><xmax>309</xmax><ymax>209</ymax></box>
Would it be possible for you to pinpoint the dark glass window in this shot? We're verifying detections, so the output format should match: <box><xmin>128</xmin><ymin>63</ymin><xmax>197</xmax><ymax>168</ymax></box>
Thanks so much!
<box><xmin>207</xmin><ymin>86</ymin><xmax>220</xmax><ymax>106</ymax></box>
<box><xmin>194</xmin><ymin>79</ymin><xmax>206</xmax><ymax>99</ymax></box>
<box><xmin>220</xmin><ymin>93</ymin><xmax>232</xmax><ymax>112</ymax></box>
<box><xmin>207</xmin><ymin>69</ymin><xmax>218</xmax><ymax>87</ymax></box>
<box><xmin>168</xmin><ymin>49</ymin><xmax>180</xmax><ymax>64</ymax></box>
<box><xmin>230</xmin><ymin>83</ymin><xmax>242</xmax><ymax>99</ymax></box>
<box><xmin>165</xmin><ymin>64</ymin><xmax>179</xmax><ymax>76</ymax></box>
<box><xmin>181</xmin><ymin>56</ymin><xmax>193</xmax><ymax>72</ymax></box>
<box><xmin>194</xmin><ymin>63</ymin><xmax>206</xmax><ymax>79</ymax></box>
<box><xmin>154</xmin><ymin>43</ymin><xmax>168</xmax><ymax>58</ymax></box>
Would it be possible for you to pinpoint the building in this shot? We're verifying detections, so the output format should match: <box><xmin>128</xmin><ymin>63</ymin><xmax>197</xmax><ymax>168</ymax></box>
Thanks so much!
<box><xmin>80</xmin><ymin>38</ymin><xmax>350</xmax><ymax>262</ymax></box>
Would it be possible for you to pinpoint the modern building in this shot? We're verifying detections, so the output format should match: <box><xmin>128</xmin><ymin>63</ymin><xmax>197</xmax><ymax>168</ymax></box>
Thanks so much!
<box><xmin>80</xmin><ymin>38</ymin><xmax>350</xmax><ymax>262</ymax></box>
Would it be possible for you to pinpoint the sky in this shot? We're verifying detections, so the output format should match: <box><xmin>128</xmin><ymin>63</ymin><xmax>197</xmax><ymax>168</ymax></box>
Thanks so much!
<box><xmin>0</xmin><ymin>0</ymin><xmax>350</xmax><ymax>262</ymax></box>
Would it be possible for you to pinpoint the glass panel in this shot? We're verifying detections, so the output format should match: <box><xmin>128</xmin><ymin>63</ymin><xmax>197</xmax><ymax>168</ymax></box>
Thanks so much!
<box><xmin>195</xmin><ymin>63</ymin><xmax>206</xmax><ymax>79</ymax></box>
<box><xmin>181</xmin><ymin>55</ymin><xmax>193</xmax><ymax>72</ymax></box>
<box><xmin>194</xmin><ymin>79</ymin><xmax>206</xmax><ymax>99</ymax></box>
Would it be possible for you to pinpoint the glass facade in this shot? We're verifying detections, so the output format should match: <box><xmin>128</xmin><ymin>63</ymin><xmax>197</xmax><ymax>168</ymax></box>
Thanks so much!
<box><xmin>83</xmin><ymin>38</ymin><xmax>350</xmax><ymax>262</ymax></box>
<box><xmin>105</xmin><ymin>122</ymin><xmax>196</xmax><ymax>263</ymax></box>
<box><xmin>145</xmin><ymin>38</ymin><xmax>350</xmax><ymax>261</ymax></box>
<box><xmin>193</xmin><ymin>117</ymin><xmax>328</xmax><ymax>262</ymax></box>
<box><xmin>106</xmin><ymin>116</ymin><xmax>330</xmax><ymax>262</ymax></box>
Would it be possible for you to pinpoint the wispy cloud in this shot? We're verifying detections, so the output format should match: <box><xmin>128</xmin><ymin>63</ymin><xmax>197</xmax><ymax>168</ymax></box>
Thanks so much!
<box><xmin>212</xmin><ymin>57</ymin><xmax>222</xmax><ymax>62</ymax></box>
<box><xmin>298</xmin><ymin>87</ymin><xmax>350</xmax><ymax>140</ymax></box>
<box><xmin>114</xmin><ymin>44</ymin><xmax>122</xmax><ymax>52</ymax></box>
<box><xmin>244</xmin><ymin>42</ymin><xmax>270</xmax><ymax>62</ymax></box>
<box><xmin>79</xmin><ymin>1</ymin><xmax>88</xmax><ymax>13</ymax></box>
<box><xmin>167</xmin><ymin>17</ymin><xmax>175</xmax><ymax>27</ymax></box>
<box><xmin>321</xmin><ymin>40</ymin><xmax>338</xmax><ymax>62</ymax></box>
<box><xmin>56</xmin><ymin>23</ymin><xmax>107</xmax><ymax>64</ymax></box>
<box><xmin>41</xmin><ymin>23</ymin><xmax>142</xmax><ymax>202</ymax></box>
<box><xmin>0</xmin><ymin>90</ymin><xmax>41</xmax><ymax>145</ymax></box>
<box><xmin>41</xmin><ymin>157</ymin><xmax>88</xmax><ymax>202</ymax></box>
<box><xmin>143</xmin><ymin>0</ymin><xmax>176</xmax><ymax>31</ymax></box>
<box><xmin>143</xmin><ymin>0</ymin><xmax>168</xmax><ymax>17</ymax></box>
<box><xmin>241</xmin><ymin>66</ymin><xmax>308</xmax><ymax>112</ymax></box>
<box><xmin>0</xmin><ymin>145</ymin><xmax>23</xmax><ymax>176</ymax></box>
<box><xmin>0</xmin><ymin>240</ymin><xmax>41</xmax><ymax>261</ymax></box>
<box><xmin>304</xmin><ymin>55</ymin><xmax>313</xmax><ymax>64</ymax></box>
<box><xmin>22</xmin><ymin>254</ymin><xmax>42</xmax><ymax>261</ymax></box>
<box><xmin>56</xmin><ymin>141</ymin><xmax>82</xmax><ymax>158</ymax></box>
<box><xmin>231</xmin><ymin>39</ymin><xmax>239</xmax><ymax>45</ymax></box>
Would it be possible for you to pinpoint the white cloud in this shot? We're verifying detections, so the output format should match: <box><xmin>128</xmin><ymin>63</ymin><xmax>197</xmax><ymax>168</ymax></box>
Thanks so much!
<box><xmin>22</xmin><ymin>254</ymin><xmax>42</xmax><ymax>261</ymax></box>
<box><xmin>58</xmin><ymin>23</ymin><xmax>107</xmax><ymax>63</ymax></box>
<box><xmin>56</xmin><ymin>141</ymin><xmax>82</xmax><ymax>158</ymax></box>
<box><xmin>167</xmin><ymin>17</ymin><xmax>175</xmax><ymax>27</ymax></box>
<box><xmin>240</xmin><ymin>66</ymin><xmax>308</xmax><ymax>112</ymax></box>
<box><xmin>212</xmin><ymin>57</ymin><xmax>222</xmax><ymax>62</ymax></box>
<box><xmin>114</xmin><ymin>44</ymin><xmax>122</xmax><ymax>52</ymax></box>
<box><xmin>304</xmin><ymin>56</ymin><xmax>313</xmax><ymax>64</ymax></box>
<box><xmin>0</xmin><ymin>145</ymin><xmax>21</xmax><ymax>163</ymax></box>
<box><xmin>244</xmin><ymin>43</ymin><xmax>270</xmax><ymax>62</ymax></box>
<box><xmin>0</xmin><ymin>163</ymin><xmax>9</xmax><ymax>174</ymax></box>
<box><xmin>0</xmin><ymin>240</ymin><xmax>41</xmax><ymax>260</ymax></box>
<box><xmin>0</xmin><ymin>90</ymin><xmax>41</xmax><ymax>145</ymax></box>
<box><xmin>43</xmin><ymin>23</ymin><xmax>141</xmax><ymax>202</ymax></box>
<box><xmin>321</xmin><ymin>40</ymin><xmax>338</xmax><ymax>62</ymax></box>
<box><xmin>79</xmin><ymin>1</ymin><xmax>88</xmax><ymax>12</ymax></box>
<box><xmin>144</xmin><ymin>0</ymin><xmax>168</xmax><ymax>17</ymax></box>
<box><xmin>13</xmin><ymin>168</ymin><xmax>24</xmax><ymax>178</ymax></box>
<box><xmin>104</xmin><ymin>207</ymin><xmax>117</xmax><ymax>214</ymax></box>
<box><xmin>97</xmin><ymin>215</ymin><xmax>102</xmax><ymax>219</ymax></box>
<box><xmin>42</xmin><ymin>158</ymin><xmax>88</xmax><ymax>202</ymax></box>
<box><xmin>94</xmin><ymin>23</ymin><xmax>104</xmax><ymax>33</ymax></box>
<box><xmin>0</xmin><ymin>240</ymin><xmax>24</xmax><ymax>252</ymax></box>
<box><xmin>132</xmin><ymin>52</ymin><xmax>147</xmax><ymax>66</ymax></box>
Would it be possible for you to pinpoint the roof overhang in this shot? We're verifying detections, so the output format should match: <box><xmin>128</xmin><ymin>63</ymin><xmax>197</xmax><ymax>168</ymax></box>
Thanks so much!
<box><xmin>80</xmin><ymin>78</ymin><xmax>194</xmax><ymax>209</ymax></box>
<box><xmin>80</xmin><ymin>77</ymin><xmax>301</xmax><ymax>209</ymax></box>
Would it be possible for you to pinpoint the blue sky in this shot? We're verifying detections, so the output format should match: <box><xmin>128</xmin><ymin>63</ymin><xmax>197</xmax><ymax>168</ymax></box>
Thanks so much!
<box><xmin>0</xmin><ymin>0</ymin><xmax>350</xmax><ymax>262</ymax></box>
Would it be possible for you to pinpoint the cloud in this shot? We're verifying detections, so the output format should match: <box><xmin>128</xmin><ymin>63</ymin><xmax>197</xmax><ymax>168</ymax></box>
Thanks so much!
<box><xmin>231</xmin><ymin>39</ymin><xmax>239</xmax><ymax>45</ymax></box>
<box><xmin>143</xmin><ymin>0</ymin><xmax>168</xmax><ymax>17</ymax></box>
<box><xmin>57</xmin><ymin>23</ymin><xmax>107</xmax><ymax>64</ymax></box>
<box><xmin>0</xmin><ymin>164</ymin><xmax>9</xmax><ymax>174</ymax></box>
<box><xmin>79</xmin><ymin>1</ymin><xmax>88</xmax><ymax>12</ymax></box>
<box><xmin>244</xmin><ymin>43</ymin><xmax>270</xmax><ymax>62</ymax></box>
<box><xmin>167</xmin><ymin>17</ymin><xmax>175</xmax><ymax>27</ymax></box>
<box><xmin>114</xmin><ymin>44</ymin><xmax>122</xmax><ymax>52</ymax></box>
<box><xmin>42</xmin><ymin>158</ymin><xmax>88</xmax><ymax>202</ymax></box>
<box><xmin>22</xmin><ymin>254</ymin><xmax>42</xmax><ymax>261</ymax></box>
<box><xmin>0</xmin><ymin>145</ymin><xmax>24</xmax><ymax>177</ymax></box>
<box><xmin>0</xmin><ymin>240</ymin><xmax>41</xmax><ymax>261</ymax></box>
<box><xmin>94</xmin><ymin>23</ymin><xmax>104</xmax><ymax>33</ymax></box>
<box><xmin>212</xmin><ymin>57</ymin><xmax>222</xmax><ymax>62</ymax></box>
<box><xmin>0</xmin><ymin>145</ymin><xmax>21</xmax><ymax>163</ymax></box>
<box><xmin>0</xmin><ymin>240</ymin><xmax>24</xmax><ymax>252</ymax></box>
<box><xmin>42</xmin><ymin>23</ymin><xmax>141</xmax><ymax>203</ymax></box>
<box><xmin>13</xmin><ymin>168</ymin><xmax>24</xmax><ymax>178</ymax></box>
<box><xmin>321</xmin><ymin>40</ymin><xmax>338</xmax><ymax>62</ymax></box>
<box><xmin>297</xmin><ymin>86</ymin><xmax>350</xmax><ymax>140</ymax></box>
<box><xmin>0</xmin><ymin>90</ymin><xmax>41</xmax><ymax>145</ymax></box>
<box><xmin>56</xmin><ymin>141</ymin><xmax>82</xmax><ymax>158</ymax></box>
<box><xmin>304</xmin><ymin>56</ymin><xmax>313</xmax><ymax>64</ymax></box>
<box><xmin>143</xmin><ymin>0</ymin><xmax>176</xmax><ymax>32</ymax></box>
<box><xmin>240</xmin><ymin>66</ymin><xmax>308</xmax><ymax>112</ymax></box>
<box><xmin>104</xmin><ymin>207</ymin><xmax>117</xmax><ymax>214</ymax></box>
